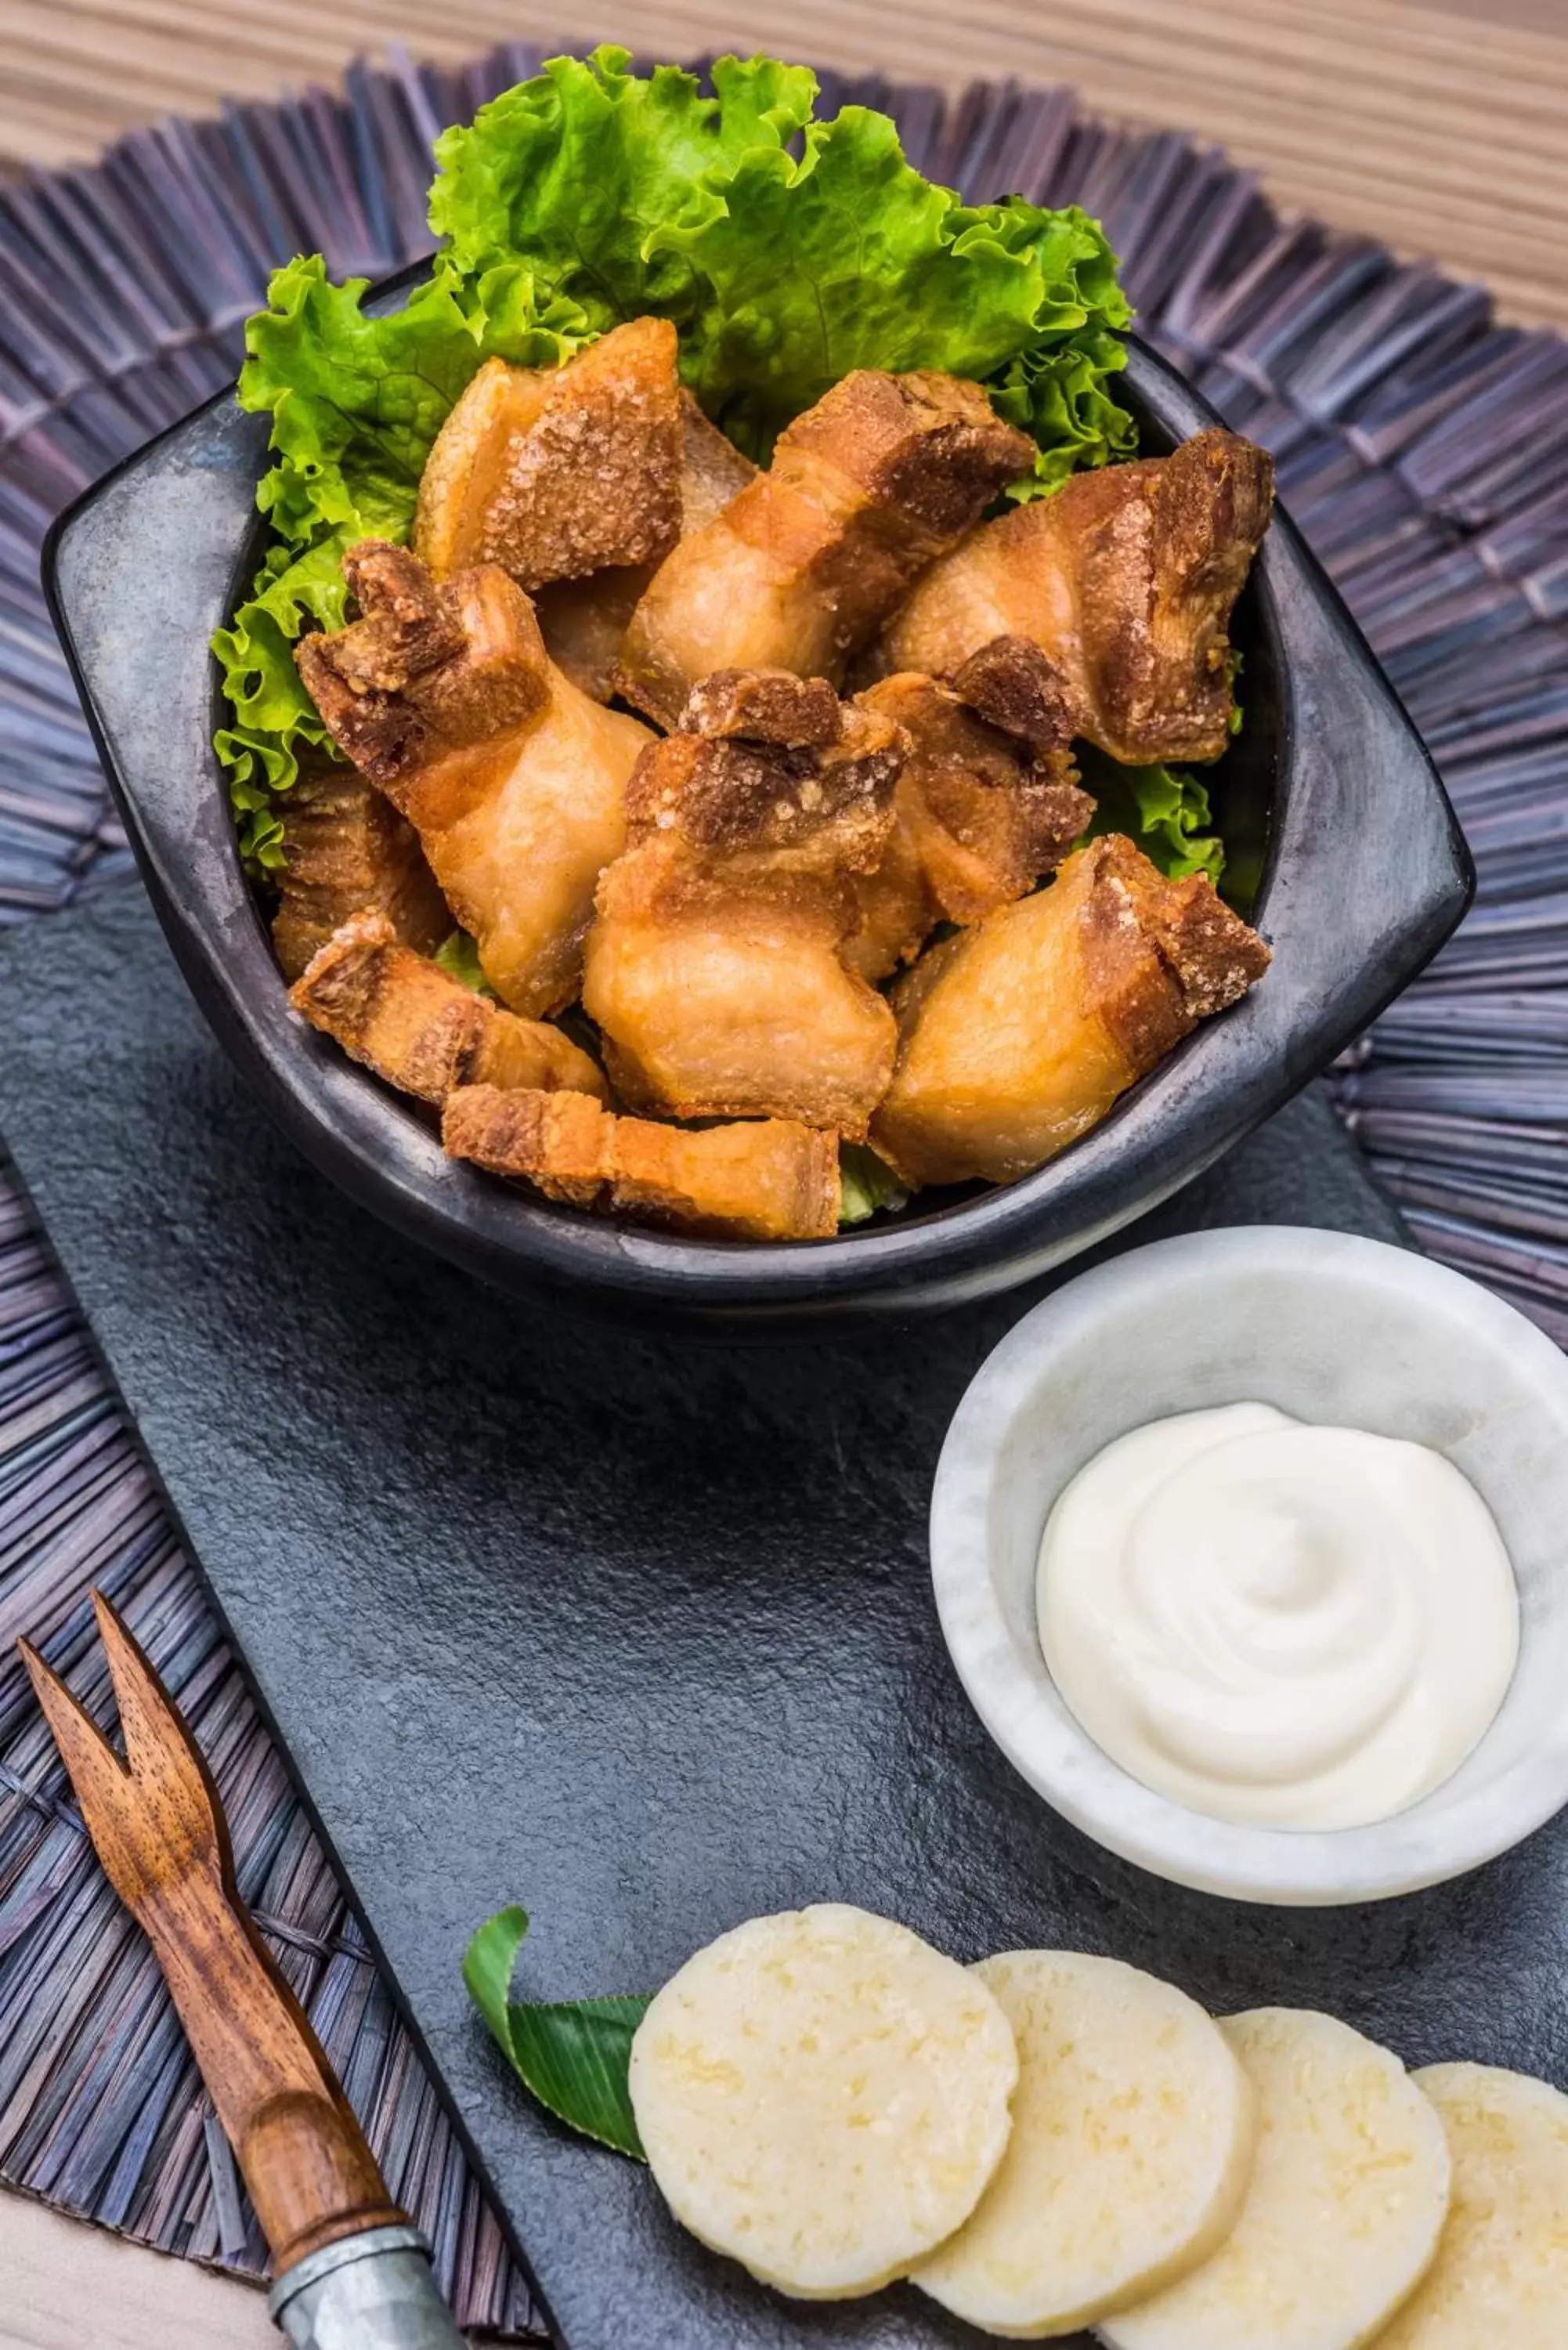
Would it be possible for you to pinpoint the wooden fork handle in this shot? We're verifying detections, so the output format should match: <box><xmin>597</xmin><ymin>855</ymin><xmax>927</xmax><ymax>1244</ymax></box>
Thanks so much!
<box><xmin>146</xmin><ymin>1889</ymin><xmax>406</xmax><ymax>2269</ymax></box>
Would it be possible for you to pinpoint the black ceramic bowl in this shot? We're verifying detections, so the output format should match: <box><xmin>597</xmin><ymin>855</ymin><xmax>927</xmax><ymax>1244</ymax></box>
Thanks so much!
<box><xmin>45</xmin><ymin>331</ymin><xmax>1471</xmax><ymax>1332</ymax></box>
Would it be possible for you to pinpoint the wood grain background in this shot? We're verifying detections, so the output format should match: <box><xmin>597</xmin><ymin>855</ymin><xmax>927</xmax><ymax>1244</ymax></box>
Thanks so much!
<box><xmin>3</xmin><ymin>0</ymin><xmax>1567</xmax><ymax>325</ymax></box>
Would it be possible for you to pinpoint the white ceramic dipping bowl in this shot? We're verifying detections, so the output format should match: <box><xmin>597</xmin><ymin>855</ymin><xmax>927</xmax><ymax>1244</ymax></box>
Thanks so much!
<box><xmin>930</xmin><ymin>1226</ymin><xmax>1568</xmax><ymax>1905</ymax></box>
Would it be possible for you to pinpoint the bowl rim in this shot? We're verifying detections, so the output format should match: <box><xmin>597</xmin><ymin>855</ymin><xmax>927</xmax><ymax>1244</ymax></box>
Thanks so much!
<box><xmin>930</xmin><ymin>1225</ymin><xmax>1568</xmax><ymax>1904</ymax></box>
<box><xmin>42</xmin><ymin>320</ymin><xmax>1474</xmax><ymax>1326</ymax></box>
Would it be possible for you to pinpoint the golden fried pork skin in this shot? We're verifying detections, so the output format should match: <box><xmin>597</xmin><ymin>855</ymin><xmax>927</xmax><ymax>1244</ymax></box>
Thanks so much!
<box><xmin>615</xmin><ymin>370</ymin><xmax>1036</xmax><ymax>726</ymax></box>
<box><xmin>583</xmin><ymin>688</ymin><xmax>906</xmax><ymax>1135</ymax></box>
<box><xmin>414</xmin><ymin>320</ymin><xmax>684</xmax><ymax>589</ymax></box>
<box><xmin>848</xmin><ymin>667</ymin><xmax>1093</xmax><ymax>979</ymax></box>
<box><xmin>270</xmin><ymin>765</ymin><xmax>449</xmax><ymax>982</ymax></box>
<box><xmin>443</xmin><ymin>1084</ymin><xmax>840</xmax><ymax>1241</ymax></box>
<box><xmin>532</xmin><ymin>569</ymin><xmax>649</xmax><ymax>704</ymax></box>
<box><xmin>871</xmin><ymin>833</ymin><xmax>1270</xmax><ymax>1188</ymax></box>
<box><xmin>532</xmin><ymin>392</ymin><xmax>760</xmax><ymax>701</ymax></box>
<box><xmin>294</xmin><ymin>540</ymin><xmax>652</xmax><ymax>1017</ymax></box>
<box><xmin>879</xmin><ymin>429</ymin><xmax>1274</xmax><ymax>765</ymax></box>
<box><xmin>290</xmin><ymin>913</ymin><xmax>609</xmax><ymax>1106</ymax></box>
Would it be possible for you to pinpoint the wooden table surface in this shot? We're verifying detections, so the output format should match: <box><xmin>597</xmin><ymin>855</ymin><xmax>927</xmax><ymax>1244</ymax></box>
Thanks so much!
<box><xmin>4</xmin><ymin>0</ymin><xmax>1568</xmax><ymax>324</ymax></box>
<box><xmin>2</xmin><ymin>0</ymin><xmax>1563</xmax><ymax>2338</ymax></box>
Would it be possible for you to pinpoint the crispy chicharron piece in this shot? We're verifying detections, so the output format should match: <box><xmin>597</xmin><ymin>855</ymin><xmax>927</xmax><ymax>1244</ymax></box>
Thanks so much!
<box><xmin>848</xmin><ymin>662</ymin><xmax>1093</xmax><ymax>978</ymax></box>
<box><xmin>443</xmin><ymin>1084</ymin><xmax>840</xmax><ymax>1242</ymax></box>
<box><xmin>870</xmin><ymin>833</ymin><xmax>1270</xmax><ymax>1188</ymax></box>
<box><xmin>294</xmin><ymin>540</ymin><xmax>652</xmax><ymax>1018</ymax></box>
<box><xmin>583</xmin><ymin>681</ymin><xmax>908</xmax><ymax>1136</ymax></box>
<box><xmin>269</xmin><ymin>764</ymin><xmax>450</xmax><ymax>982</ymax></box>
<box><xmin>533</xmin><ymin>393</ymin><xmax>761</xmax><ymax>701</ymax></box>
<box><xmin>414</xmin><ymin>319</ymin><xmax>684</xmax><ymax>589</ymax></box>
<box><xmin>290</xmin><ymin>913</ymin><xmax>609</xmax><ymax>1105</ymax></box>
<box><xmin>615</xmin><ymin>369</ymin><xmax>1036</xmax><ymax>726</ymax></box>
<box><xmin>879</xmin><ymin>428</ymin><xmax>1274</xmax><ymax>765</ymax></box>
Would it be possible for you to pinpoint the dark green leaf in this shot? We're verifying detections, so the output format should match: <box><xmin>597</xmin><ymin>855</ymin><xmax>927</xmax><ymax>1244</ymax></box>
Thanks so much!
<box><xmin>463</xmin><ymin>1906</ymin><xmax>651</xmax><ymax>2160</ymax></box>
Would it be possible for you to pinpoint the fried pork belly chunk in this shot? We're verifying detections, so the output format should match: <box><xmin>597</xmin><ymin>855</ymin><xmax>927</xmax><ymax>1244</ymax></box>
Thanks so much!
<box><xmin>290</xmin><ymin>913</ymin><xmax>609</xmax><ymax>1106</ymax></box>
<box><xmin>880</xmin><ymin>428</ymin><xmax>1274</xmax><ymax>765</ymax></box>
<box><xmin>849</xmin><ymin>663</ymin><xmax>1093</xmax><ymax>978</ymax></box>
<box><xmin>269</xmin><ymin>764</ymin><xmax>449</xmax><ymax>982</ymax></box>
<box><xmin>616</xmin><ymin>369</ymin><xmax>1036</xmax><ymax>726</ymax></box>
<box><xmin>533</xmin><ymin>395</ymin><xmax>760</xmax><ymax>701</ymax></box>
<box><xmin>443</xmin><ymin>1085</ymin><xmax>840</xmax><ymax>1242</ymax></box>
<box><xmin>583</xmin><ymin>682</ymin><xmax>907</xmax><ymax>1135</ymax></box>
<box><xmin>294</xmin><ymin>540</ymin><xmax>652</xmax><ymax>1018</ymax></box>
<box><xmin>414</xmin><ymin>320</ymin><xmax>684</xmax><ymax>589</ymax></box>
<box><xmin>871</xmin><ymin>833</ymin><xmax>1270</xmax><ymax>1188</ymax></box>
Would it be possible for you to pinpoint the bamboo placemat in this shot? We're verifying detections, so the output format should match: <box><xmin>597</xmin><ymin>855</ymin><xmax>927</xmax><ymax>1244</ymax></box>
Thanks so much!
<box><xmin>2</xmin><ymin>39</ymin><xmax>1566</xmax><ymax>2334</ymax></box>
<box><xmin>7</xmin><ymin>0</ymin><xmax>1568</xmax><ymax>331</ymax></box>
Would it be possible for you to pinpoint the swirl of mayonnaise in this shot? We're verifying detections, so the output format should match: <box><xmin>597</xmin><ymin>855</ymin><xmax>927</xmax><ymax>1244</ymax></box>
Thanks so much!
<box><xmin>1035</xmin><ymin>1404</ymin><xmax>1518</xmax><ymax>1831</ymax></box>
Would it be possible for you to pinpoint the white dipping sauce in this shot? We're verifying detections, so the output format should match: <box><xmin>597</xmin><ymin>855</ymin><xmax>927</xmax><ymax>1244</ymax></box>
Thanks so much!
<box><xmin>1035</xmin><ymin>1404</ymin><xmax>1519</xmax><ymax>1831</ymax></box>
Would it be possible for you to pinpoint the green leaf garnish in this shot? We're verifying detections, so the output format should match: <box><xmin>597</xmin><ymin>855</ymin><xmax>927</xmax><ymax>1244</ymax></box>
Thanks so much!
<box><xmin>1076</xmin><ymin>747</ymin><xmax>1226</xmax><ymax>884</ymax></box>
<box><xmin>464</xmin><ymin>1906</ymin><xmax>651</xmax><ymax>2160</ymax></box>
<box><xmin>433</xmin><ymin>929</ymin><xmax>496</xmax><ymax>997</ymax></box>
<box><xmin>214</xmin><ymin>46</ymin><xmax>1133</xmax><ymax>861</ymax></box>
<box><xmin>839</xmin><ymin>1144</ymin><xmax>910</xmax><ymax>1227</ymax></box>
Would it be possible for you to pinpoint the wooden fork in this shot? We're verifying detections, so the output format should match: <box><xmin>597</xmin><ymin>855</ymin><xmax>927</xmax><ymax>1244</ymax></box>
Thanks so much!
<box><xmin>20</xmin><ymin>1590</ymin><xmax>468</xmax><ymax>2348</ymax></box>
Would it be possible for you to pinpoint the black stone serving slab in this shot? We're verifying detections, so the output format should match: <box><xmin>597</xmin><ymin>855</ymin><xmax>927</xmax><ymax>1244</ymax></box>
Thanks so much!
<box><xmin>9</xmin><ymin>884</ymin><xmax>1568</xmax><ymax>2350</ymax></box>
<box><xmin>42</xmin><ymin>326</ymin><xmax>1473</xmax><ymax>1332</ymax></box>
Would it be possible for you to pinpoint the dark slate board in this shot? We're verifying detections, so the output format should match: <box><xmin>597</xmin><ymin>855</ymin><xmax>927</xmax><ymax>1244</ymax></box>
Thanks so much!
<box><xmin>6</xmin><ymin>881</ymin><xmax>1566</xmax><ymax>2350</ymax></box>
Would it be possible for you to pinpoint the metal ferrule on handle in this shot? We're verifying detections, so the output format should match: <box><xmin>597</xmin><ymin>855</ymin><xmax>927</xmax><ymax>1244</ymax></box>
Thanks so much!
<box><xmin>269</xmin><ymin>2224</ymin><xmax>468</xmax><ymax>2350</ymax></box>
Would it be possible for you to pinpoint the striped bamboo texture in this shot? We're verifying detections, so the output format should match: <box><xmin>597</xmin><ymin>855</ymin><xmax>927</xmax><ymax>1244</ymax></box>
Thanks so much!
<box><xmin>0</xmin><ymin>39</ymin><xmax>1565</xmax><ymax>2324</ymax></box>
<box><xmin>6</xmin><ymin>2</ymin><xmax>1568</xmax><ymax>333</ymax></box>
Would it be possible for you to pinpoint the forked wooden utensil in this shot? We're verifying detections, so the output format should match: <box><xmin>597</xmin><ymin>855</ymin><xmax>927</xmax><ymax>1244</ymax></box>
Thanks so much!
<box><xmin>20</xmin><ymin>1591</ymin><xmax>469</xmax><ymax>2348</ymax></box>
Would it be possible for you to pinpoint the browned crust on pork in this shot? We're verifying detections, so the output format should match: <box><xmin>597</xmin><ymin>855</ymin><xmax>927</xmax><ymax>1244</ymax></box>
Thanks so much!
<box><xmin>288</xmin><ymin>912</ymin><xmax>609</xmax><ymax>1105</ymax></box>
<box><xmin>528</xmin><ymin>396</ymin><xmax>759</xmax><ymax>703</ymax></box>
<box><xmin>851</xmin><ymin>673</ymin><xmax>1092</xmax><ymax>965</ymax></box>
<box><xmin>624</xmin><ymin>691</ymin><xmax>905</xmax><ymax>871</ymax></box>
<box><xmin>270</xmin><ymin>765</ymin><xmax>450</xmax><ymax>982</ymax></box>
<box><xmin>1076</xmin><ymin>834</ymin><xmax>1270</xmax><ymax>1068</ymax></box>
<box><xmin>614</xmin><ymin>369</ymin><xmax>1035</xmax><ymax>725</ymax></box>
<box><xmin>876</xmin><ymin>428</ymin><xmax>1273</xmax><ymax>765</ymax></box>
<box><xmin>415</xmin><ymin>323</ymin><xmax>685</xmax><ymax>591</ymax></box>
<box><xmin>294</xmin><ymin>541</ymin><xmax>550</xmax><ymax>790</ymax></box>
<box><xmin>442</xmin><ymin>1085</ymin><xmax>614</xmax><ymax>1206</ymax></box>
<box><xmin>952</xmin><ymin>635</ymin><xmax>1078</xmax><ymax>752</ymax></box>
<box><xmin>1071</xmin><ymin>432</ymin><xmax>1274</xmax><ymax>764</ymax></box>
<box><xmin>442</xmin><ymin>1085</ymin><xmax>841</xmax><ymax>1239</ymax></box>
<box><xmin>481</xmin><ymin>320</ymin><xmax>684</xmax><ymax>588</ymax></box>
<box><xmin>779</xmin><ymin>370</ymin><xmax>1035</xmax><ymax>544</ymax></box>
<box><xmin>681</xmin><ymin>668</ymin><xmax>844</xmax><ymax>749</ymax></box>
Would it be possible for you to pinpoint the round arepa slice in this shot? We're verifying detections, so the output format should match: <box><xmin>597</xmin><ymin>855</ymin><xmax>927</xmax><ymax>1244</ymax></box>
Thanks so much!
<box><xmin>1371</xmin><ymin>2063</ymin><xmax>1568</xmax><ymax>2348</ymax></box>
<box><xmin>912</xmin><ymin>1950</ymin><xmax>1256</xmax><ymax>2337</ymax></box>
<box><xmin>1101</xmin><ymin>2008</ymin><xmax>1451</xmax><ymax>2350</ymax></box>
<box><xmin>627</xmin><ymin>1903</ymin><xmax>1018</xmax><ymax>2298</ymax></box>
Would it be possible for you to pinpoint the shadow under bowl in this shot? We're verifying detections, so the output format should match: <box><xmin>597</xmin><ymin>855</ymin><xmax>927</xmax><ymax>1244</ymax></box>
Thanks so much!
<box><xmin>44</xmin><ymin>327</ymin><xmax>1472</xmax><ymax>1332</ymax></box>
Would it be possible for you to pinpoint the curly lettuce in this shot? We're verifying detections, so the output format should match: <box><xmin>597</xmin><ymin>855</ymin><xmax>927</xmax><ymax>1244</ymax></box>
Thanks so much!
<box><xmin>215</xmin><ymin>256</ymin><xmax>595</xmax><ymax>860</ymax></box>
<box><xmin>216</xmin><ymin>46</ymin><xmax>1134</xmax><ymax>865</ymax></box>
<box><xmin>1077</xmin><ymin>749</ymin><xmax>1226</xmax><ymax>884</ymax></box>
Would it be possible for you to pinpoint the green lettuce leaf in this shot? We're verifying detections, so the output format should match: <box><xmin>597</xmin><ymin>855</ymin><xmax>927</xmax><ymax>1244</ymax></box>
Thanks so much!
<box><xmin>433</xmin><ymin>928</ymin><xmax>496</xmax><ymax>996</ymax></box>
<box><xmin>838</xmin><ymin>1145</ymin><xmax>911</xmax><ymax>1227</ymax></box>
<box><xmin>431</xmin><ymin>49</ymin><xmax>819</xmax><ymax>316</ymax></box>
<box><xmin>1077</xmin><ymin>747</ymin><xmax>1226</xmax><ymax>884</ymax></box>
<box><xmin>215</xmin><ymin>255</ymin><xmax>595</xmax><ymax>862</ymax></box>
<box><xmin>464</xmin><ymin>1907</ymin><xmax>650</xmax><ymax>2160</ymax></box>
<box><xmin>215</xmin><ymin>48</ymin><xmax>1134</xmax><ymax>862</ymax></box>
